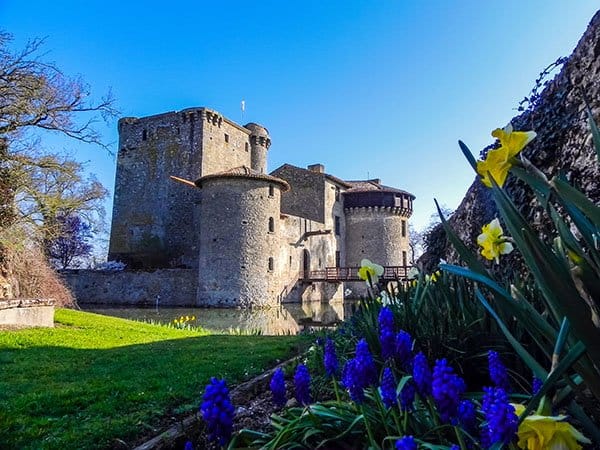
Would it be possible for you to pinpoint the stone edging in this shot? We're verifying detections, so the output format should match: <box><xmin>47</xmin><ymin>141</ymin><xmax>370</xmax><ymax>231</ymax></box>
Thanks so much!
<box><xmin>133</xmin><ymin>354</ymin><xmax>302</xmax><ymax>450</ymax></box>
<box><xmin>0</xmin><ymin>298</ymin><xmax>55</xmax><ymax>310</ymax></box>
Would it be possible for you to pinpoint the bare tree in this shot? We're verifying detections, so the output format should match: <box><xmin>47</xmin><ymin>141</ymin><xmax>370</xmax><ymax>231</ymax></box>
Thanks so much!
<box><xmin>0</xmin><ymin>31</ymin><xmax>117</xmax><ymax>148</ymax></box>
<box><xmin>0</xmin><ymin>31</ymin><xmax>117</xmax><ymax>299</ymax></box>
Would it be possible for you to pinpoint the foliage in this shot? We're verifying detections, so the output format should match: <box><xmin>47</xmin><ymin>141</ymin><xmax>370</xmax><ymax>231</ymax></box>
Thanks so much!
<box><xmin>442</xmin><ymin>116</ymin><xmax>600</xmax><ymax>432</ymax></box>
<box><xmin>11</xmin><ymin>152</ymin><xmax>108</xmax><ymax>242</ymax></box>
<box><xmin>46</xmin><ymin>214</ymin><xmax>93</xmax><ymax>269</ymax></box>
<box><xmin>0</xmin><ymin>30</ymin><xmax>116</xmax><ymax>292</ymax></box>
<box><xmin>0</xmin><ymin>309</ymin><xmax>309</xmax><ymax>449</ymax></box>
<box><xmin>222</xmin><ymin>116</ymin><xmax>600</xmax><ymax>449</ymax></box>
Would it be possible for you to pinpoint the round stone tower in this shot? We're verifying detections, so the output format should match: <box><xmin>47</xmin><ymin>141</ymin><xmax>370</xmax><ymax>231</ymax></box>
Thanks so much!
<box><xmin>195</xmin><ymin>166</ymin><xmax>289</xmax><ymax>307</ymax></box>
<box><xmin>343</xmin><ymin>181</ymin><xmax>415</xmax><ymax>268</ymax></box>
<box><xmin>244</xmin><ymin>123</ymin><xmax>271</xmax><ymax>174</ymax></box>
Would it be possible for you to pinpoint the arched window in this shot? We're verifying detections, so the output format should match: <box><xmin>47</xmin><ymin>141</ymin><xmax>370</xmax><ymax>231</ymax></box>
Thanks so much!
<box><xmin>268</xmin><ymin>217</ymin><xmax>275</xmax><ymax>233</ymax></box>
<box><xmin>268</xmin><ymin>257</ymin><xmax>274</xmax><ymax>271</ymax></box>
<box><xmin>269</xmin><ymin>185</ymin><xmax>275</xmax><ymax>197</ymax></box>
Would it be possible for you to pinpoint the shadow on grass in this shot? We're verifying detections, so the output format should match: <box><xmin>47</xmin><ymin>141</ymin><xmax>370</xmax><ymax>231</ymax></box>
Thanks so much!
<box><xmin>0</xmin><ymin>334</ymin><xmax>306</xmax><ymax>450</ymax></box>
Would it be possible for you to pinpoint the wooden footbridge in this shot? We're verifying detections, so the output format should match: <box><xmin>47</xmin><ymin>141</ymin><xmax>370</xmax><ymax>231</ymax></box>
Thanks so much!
<box><xmin>302</xmin><ymin>266</ymin><xmax>412</xmax><ymax>282</ymax></box>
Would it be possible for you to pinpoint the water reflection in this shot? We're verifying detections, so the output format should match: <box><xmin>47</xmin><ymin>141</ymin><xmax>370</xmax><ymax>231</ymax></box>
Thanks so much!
<box><xmin>83</xmin><ymin>301</ymin><xmax>358</xmax><ymax>336</ymax></box>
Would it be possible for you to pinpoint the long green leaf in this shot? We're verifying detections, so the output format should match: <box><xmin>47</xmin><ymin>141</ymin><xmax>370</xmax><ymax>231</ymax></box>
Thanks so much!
<box><xmin>511</xmin><ymin>165</ymin><xmax>550</xmax><ymax>206</ymax></box>
<box><xmin>434</xmin><ymin>199</ymin><xmax>489</xmax><ymax>276</ymax></box>
<box><xmin>458</xmin><ymin>140</ymin><xmax>478</xmax><ymax>172</ymax></box>
<box><xmin>443</xmin><ymin>264</ymin><xmax>557</xmax><ymax>348</ymax></box>
<box><xmin>551</xmin><ymin>176</ymin><xmax>600</xmax><ymax>225</ymax></box>
<box><xmin>517</xmin><ymin>341</ymin><xmax>586</xmax><ymax>422</ymax></box>
<box><xmin>475</xmin><ymin>289</ymin><xmax>547</xmax><ymax>378</ymax></box>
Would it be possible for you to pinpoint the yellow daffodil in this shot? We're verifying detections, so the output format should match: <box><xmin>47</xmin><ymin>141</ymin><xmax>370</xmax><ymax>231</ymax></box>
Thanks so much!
<box><xmin>477</xmin><ymin>218</ymin><xmax>513</xmax><ymax>263</ymax></box>
<box><xmin>513</xmin><ymin>404</ymin><xmax>591</xmax><ymax>450</ymax></box>
<box><xmin>476</xmin><ymin>124</ymin><xmax>536</xmax><ymax>187</ymax></box>
<box><xmin>426</xmin><ymin>270</ymin><xmax>441</xmax><ymax>283</ymax></box>
<box><xmin>358</xmin><ymin>258</ymin><xmax>384</xmax><ymax>285</ymax></box>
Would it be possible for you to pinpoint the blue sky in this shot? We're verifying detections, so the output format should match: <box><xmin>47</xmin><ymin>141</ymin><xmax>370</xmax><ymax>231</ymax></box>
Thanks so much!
<box><xmin>2</xmin><ymin>1</ymin><xmax>599</xmax><ymax>241</ymax></box>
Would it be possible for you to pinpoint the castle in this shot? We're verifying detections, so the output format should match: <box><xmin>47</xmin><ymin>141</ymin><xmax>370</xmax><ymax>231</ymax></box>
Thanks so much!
<box><xmin>107</xmin><ymin>107</ymin><xmax>414</xmax><ymax>307</ymax></box>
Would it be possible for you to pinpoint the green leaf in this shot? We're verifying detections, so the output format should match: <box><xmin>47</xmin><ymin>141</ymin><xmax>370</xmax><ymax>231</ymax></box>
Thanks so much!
<box><xmin>434</xmin><ymin>199</ymin><xmax>489</xmax><ymax>276</ymax></box>
<box><xmin>518</xmin><ymin>341</ymin><xmax>586</xmax><ymax>422</ymax></box>
<box><xmin>511</xmin><ymin>165</ymin><xmax>551</xmax><ymax>206</ymax></box>
<box><xmin>551</xmin><ymin>176</ymin><xmax>600</xmax><ymax>225</ymax></box>
<box><xmin>475</xmin><ymin>289</ymin><xmax>547</xmax><ymax>378</ymax></box>
<box><xmin>442</xmin><ymin>264</ymin><xmax>557</xmax><ymax>348</ymax></box>
<box><xmin>458</xmin><ymin>140</ymin><xmax>478</xmax><ymax>172</ymax></box>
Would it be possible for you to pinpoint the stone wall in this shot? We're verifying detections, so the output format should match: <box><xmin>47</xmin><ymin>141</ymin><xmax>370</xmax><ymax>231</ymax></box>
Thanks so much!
<box><xmin>200</xmin><ymin>110</ymin><xmax>253</xmax><ymax>175</ymax></box>
<box><xmin>345</xmin><ymin>207</ymin><xmax>410</xmax><ymax>267</ymax></box>
<box><xmin>421</xmin><ymin>10</ymin><xmax>600</xmax><ymax>271</ymax></box>
<box><xmin>197</xmin><ymin>177</ymin><xmax>282</xmax><ymax>307</ymax></box>
<box><xmin>109</xmin><ymin>107</ymin><xmax>253</xmax><ymax>269</ymax></box>
<box><xmin>61</xmin><ymin>269</ymin><xmax>197</xmax><ymax>306</ymax></box>
<box><xmin>0</xmin><ymin>299</ymin><xmax>55</xmax><ymax>328</ymax></box>
<box><xmin>273</xmin><ymin>164</ymin><xmax>326</xmax><ymax>223</ymax></box>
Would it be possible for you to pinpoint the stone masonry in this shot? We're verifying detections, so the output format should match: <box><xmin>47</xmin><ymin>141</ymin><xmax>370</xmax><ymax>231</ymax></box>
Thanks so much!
<box><xmin>102</xmin><ymin>108</ymin><xmax>415</xmax><ymax>307</ymax></box>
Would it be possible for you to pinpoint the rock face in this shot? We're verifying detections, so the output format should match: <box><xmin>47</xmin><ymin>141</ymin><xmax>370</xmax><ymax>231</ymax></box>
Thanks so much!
<box><xmin>421</xmin><ymin>10</ymin><xmax>600</xmax><ymax>270</ymax></box>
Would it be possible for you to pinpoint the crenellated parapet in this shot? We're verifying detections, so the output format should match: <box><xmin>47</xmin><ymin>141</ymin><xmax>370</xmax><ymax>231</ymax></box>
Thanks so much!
<box><xmin>200</xmin><ymin>109</ymin><xmax>224</xmax><ymax>127</ymax></box>
<box><xmin>344</xmin><ymin>205</ymin><xmax>412</xmax><ymax>217</ymax></box>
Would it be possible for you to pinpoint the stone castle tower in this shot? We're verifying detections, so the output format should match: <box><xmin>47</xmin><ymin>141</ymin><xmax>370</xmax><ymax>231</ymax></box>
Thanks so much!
<box><xmin>108</xmin><ymin>107</ymin><xmax>414</xmax><ymax>307</ymax></box>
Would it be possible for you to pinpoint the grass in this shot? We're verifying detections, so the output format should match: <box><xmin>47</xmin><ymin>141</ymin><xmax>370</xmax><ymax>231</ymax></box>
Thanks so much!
<box><xmin>0</xmin><ymin>308</ymin><xmax>309</xmax><ymax>449</ymax></box>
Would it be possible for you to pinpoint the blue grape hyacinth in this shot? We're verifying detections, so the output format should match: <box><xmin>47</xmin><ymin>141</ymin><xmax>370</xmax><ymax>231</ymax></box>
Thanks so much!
<box><xmin>200</xmin><ymin>377</ymin><xmax>235</xmax><ymax>447</ymax></box>
<box><xmin>412</xmin><ymin>352</ymin><xmax>431</xmax><ymax>397</ymax></box>
<box><xmin>294</xmin><ymin>364</ymin><xmax>312</xmax><ymax>406</ymax></box>
<box><xmin>378</xmin><ymin>306</ymin><xmax>396</xmax><ymax>360</ymax></box>
<box><xmin>342</xmin><ymin>338</ymin><xmax>377</xmax><ymax>403</ymax></box>
<box><xmin>324</xmin><ymin>338</ymin><xmax>338</xmax><ymax>377</ymax></box>
<box><xmin>457</xmin><ymin>399</ymin><xmax>477</xmax><ymax>434</ymax></box>
<box><xmin>400</xmin><ymin>379</ymin><xmax>416</xmax><ymax>412</ymax></box>
<box><xmin>395</xmin><ymin>435</ymin><xmax>417</xmax><ymax>450</ymax></box>
<box><xmin>270</xmin><ymin>367</ymin><xmax>286</xmax><ymax>408</ymax></box>
<box><xmin>432</xmin><ymin>359</ymin><xmax>466</xmax><ymax>423</ymax></box>
<box><xmin>532</xmin><ymin>376</ymin><xmax>543</xmax><ymax>395</ymax></box>
<box><xmin>488</xmin><ymin>350</ymin><xmax>510</xmax><ymax>392</ymax></box>
<box><xmin>395</xmin><ymin>330</ymin><xmax>413</xmax><ymax>367</ymax></box>
<box><xmin>380</xmin><ymin>367</ymin><xmax>397</xmax><ymax>409</ymax></box>
<box><xmin>481</xmin><ymin>386</ymin><xmax>518</xmax><ymax>448</ymax></box>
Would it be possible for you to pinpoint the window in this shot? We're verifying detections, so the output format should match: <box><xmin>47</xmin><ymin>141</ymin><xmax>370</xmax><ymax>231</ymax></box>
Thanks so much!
<box><xmin>245</xmin><ymin>142</ymin><xmax>249</xmax><ymax>152</ymax></box>
<box><xmin>268</xmin><ymin>217</ymin><xmax>275</xmax><ymax>233</ymax></box>
<box><xmin>334</xmin><ymin>216</ymin><xmax>341</xmax><ymax>236</ymax></box>
<box><xmin>402</xmin><ymin>251</ymin><xmax>407</xmax><ymax>267</ymax></box>
<box><xmin>142</xmin><ymin>129</ymin><xmax>147</xmax><ymax>141</ymax></box>
<box><xmin>224</xmin><ymin>133</ymin><xmax>229</xmax><ymax>143</ymax></box>
<box><xmin>401</xmin><ymin>220</ymin><xmax>406</xmax><ymax>237</ymax></box>
<box><xmin>335</xmin><ymin>187</ymin><xmax>340</xmax><ymax>202</ymax></box>
<box><xmin>268</xmin><ymin>257</ymin><xmax>274</xmax><ymax>271</ymax></box>
<box><xmin>268</xmin><ymin>185</ymin><xmax>275</xmax><ymax>197</ymax></box>
<box><xmin>335</xmin><ymin>251</ymin><xmax>340</xmax><ymax>267</ymax></box>
<box><xmin>395</xmin><ymin>195</ymin><xmax>402</xmax><ymax>207</ymax></box>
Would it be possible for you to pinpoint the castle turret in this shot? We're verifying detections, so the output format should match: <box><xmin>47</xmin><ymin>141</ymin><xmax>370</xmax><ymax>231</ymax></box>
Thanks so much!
<box><xmin>343</xmin><ymin>180</ymin><xmax>415</xmax><ymax>268</ymax></box>
<box><xmin>244</xmin><ymin>123</ymin><xmax>271</xmax><ymax>174</ymax></box>
<box><xmin>195</xmin><ymin>166</ymin><xmax>289</xmax><ymax>307</ymax></box>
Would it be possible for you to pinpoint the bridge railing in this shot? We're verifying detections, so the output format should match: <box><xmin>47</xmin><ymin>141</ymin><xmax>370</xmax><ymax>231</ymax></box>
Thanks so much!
<box><xmin>302</xmin><ymin>266</ymin><xmax>413</xmax><ymax>282</ymax></box>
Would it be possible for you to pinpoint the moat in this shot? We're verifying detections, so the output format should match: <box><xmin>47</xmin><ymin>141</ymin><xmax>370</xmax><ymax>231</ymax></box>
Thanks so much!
<box><xmin>82</xmin><ymin>300</ymin><xmax>359</xmax><ymax>335</ymax></box>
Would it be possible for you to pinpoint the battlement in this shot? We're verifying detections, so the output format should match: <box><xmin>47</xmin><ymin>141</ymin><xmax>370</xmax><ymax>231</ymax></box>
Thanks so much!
<box><xmin>108</xmin><ymin>105</ymin><xmax>415</xmax><ymax>306</ymax></box>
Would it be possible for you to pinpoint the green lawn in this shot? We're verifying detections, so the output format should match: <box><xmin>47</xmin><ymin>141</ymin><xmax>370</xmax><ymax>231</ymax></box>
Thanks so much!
<box><xmin>0</xmin><ymin>309</ymin><xmax>308</xmax><ymax>449</ymax></box>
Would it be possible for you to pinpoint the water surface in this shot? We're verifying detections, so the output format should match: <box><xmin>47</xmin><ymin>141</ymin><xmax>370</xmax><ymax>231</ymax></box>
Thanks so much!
<box><xmin>83</xmin><ymin>301</ymin><xmax>358</xmax><ymax>335</ymax></box>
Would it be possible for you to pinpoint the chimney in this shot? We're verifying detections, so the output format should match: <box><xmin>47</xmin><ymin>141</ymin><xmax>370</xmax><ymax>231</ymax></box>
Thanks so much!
<box><xmin>307</xmin><ymin>163</ymin><xmax>325</xmax><ymax>174</ymax></box>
